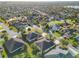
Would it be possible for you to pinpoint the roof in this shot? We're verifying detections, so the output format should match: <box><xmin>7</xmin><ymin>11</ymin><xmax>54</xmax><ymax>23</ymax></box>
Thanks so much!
<box><xmin>36</xmin><ymin>39</ymin><xmax>55</xmax><ymax>51</ymax></box>
<box><xmin>54</xmin><ymin>40</ymin><xmax>60</xmax><ymax>45</ymax></box>
<box><xmin>26</xmin><ymin>32</ymin><xmax>41</xmax><ymax>42</ymax></box>
<box><xmin>44</xmin><ymin>46</ymin><xmax>68</xmax><ymax>57</ymax></box>
<box><xmin>4</xmin><ymin>38</ymin><xmax>24</xmax><ymax>53</ymax></box>
<box><xmin>50</xmin><ymin>24</ymin><xmax>60</xmax><ymax>31</ymax></box>
<box><xmin>44</xmin><ymin>52</ymin><xmax>73</xmax><ymax>58</ymax></box>
<box><xmin>76</xmin><ymin>36</ymin><xmax>79</xmax><ymax>41</ymax></box>
<box><xmin>68</xmin><ymin>45</ymin><xmax>79</xmax><ymax>56</ymax></box>
<box><xmin>44</xmin><ymin>46</ymin><xmax>73</xmax><ymax>58</ymax></box>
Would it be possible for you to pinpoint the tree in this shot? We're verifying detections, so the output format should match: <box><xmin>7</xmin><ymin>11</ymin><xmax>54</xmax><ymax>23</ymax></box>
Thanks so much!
<box><xmin>1</xmin><ymin>31</ymin><xmax>9</xmax><ymax>41</ymax></box>
<box><xmin>69</xmin><ymin>38</ymin><xmax>79</xmax><ymax>47</ymax></box>
<box><xmin>0</xmin><ymin>17</ymin><xmax>6</xmax><ymax>23</ymax></box>
<box><xmin>75</xmin><ymin>54</ymin><xmax>79</xmax><ymax>58</ymax></box>
<box><xmin>61</xmin><ymin>39</ymin><xmax>69</xmax><ymax>45</ymax></box>
<box><xmin>31</xmin><ymin>43</ymin><xmax>40</xmax><ymax>57</ymax></box>
<box><xmin>60</xmin><ymin>39</ymin><xmax>69</xmax><ymax>50</ymax></box>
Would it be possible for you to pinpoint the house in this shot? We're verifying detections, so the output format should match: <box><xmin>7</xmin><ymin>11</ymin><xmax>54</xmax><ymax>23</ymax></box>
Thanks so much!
<box><xmin>44</xmin><ymin>46</ymin><xmax>73</xmax><ymax>58</ymax></box>
<box><xmin>75</xmin><ymin>36</ymin><xmax>79</xmax><ymax>42</ymax></box>
<box><xmin>26</xmin><ymin>32</ymin><xmax>41</xmax><ymax>42</ymax></box>
<box><xmin>49</xmin><ymin>16</ymin><xmax>54</xmax><ymax>21</ymax></box>
<box><xmin>57</xmin><ymin>18</ymin><xmax>64</xmax><ymax>21</ymax></box>
<box><xmin>68</xmin><ymin>44</ymin><xmax>79</xmax><ymax>57</ymax></box>
<box><xmin>3</xmin><ymin>38</ymin><xmax>24</xmax><ymax>57</ymax></box>
<box><xmin>44</xmin><ymin>52</ymin><xmax>73</xmax><ymax>58</ymax></box>
<box><xmin>63</xmin><ymin>33</ymin><xmax>71</xmax><ymax>39</ymax></box>
<box><xmin>35</xmin><ymin>39</ymin><xmax>55</xmax><ymax>54</ymax></box>
<box><xmin>50</xmin><ymin>24</ymin><xmax>60</xmax><ymax>32</ymax></box>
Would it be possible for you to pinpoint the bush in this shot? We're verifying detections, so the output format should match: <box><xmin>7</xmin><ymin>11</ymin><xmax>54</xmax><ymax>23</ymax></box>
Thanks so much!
<box><xmin>75</xmin><ymin>54</ymin><xmax>79</xmax><ymax>58</ymax></box>
<box><xmin>0</xmin><ymin>17</ymin><xmax>6</xmax><ymax>23</ymax></box>
<box><xmin>9</xmin><ymin>26</ymin><xmax>18</xmax><ymax>32</ymax></box>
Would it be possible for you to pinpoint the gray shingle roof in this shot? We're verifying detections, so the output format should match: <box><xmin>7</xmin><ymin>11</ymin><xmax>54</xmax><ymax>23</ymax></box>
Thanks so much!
<box><xmin>36</xmin><ymin>39</ymin><xmax>55</xmax><ymax>51</ymax></box>
<box><xmin>26</xmin><ymin>32</ymin><xmax>41</xmax><ymax>42</ymax></box>
<box><xmin>4</xmin><ymin>38</ymin><xmax>24</xmax><ymax>53</ymax></box>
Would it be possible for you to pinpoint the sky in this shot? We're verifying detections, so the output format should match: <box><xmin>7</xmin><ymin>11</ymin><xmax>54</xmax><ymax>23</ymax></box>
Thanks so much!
<box><xmin>0</xmin><ymin>0</ymin><xmax>79</xmax><ymax>1</ymax></box>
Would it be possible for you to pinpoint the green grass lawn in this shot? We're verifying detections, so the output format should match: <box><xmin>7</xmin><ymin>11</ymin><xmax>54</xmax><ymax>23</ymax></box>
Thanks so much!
<box><xmin>66</xmin><ymin>19</ymin><xmax>75</xmax><ymax>24</ymax></box>
<box><xmin>9</xmin><ymin>26</ymin><xmax>18</xmax><ymax>32</ymax></box>
<box><xmin>53</xmin><ymin>32</ymin><xmax>61</xmax><ymax>38</ymax></box>
<box><xmin>0</xmin><ymin>38</ymin><xmax>5</xmax><ymax>46</ymax></box>
<box><xmin>0</xmin><ymin>17</ymin><xmax>5</xmax><ymax>23</ymax></box>
<box><xmin>1</xmin><ymin>48</ymin><xmax>8</xmax><ymax>58</ymax></box>
<box><xmin>48</xmin><ymin>20</ymin><xmax>64</xmax><ymax>26</ymax></box>
<box><xmin>0</xmin><ymin>26</ymin><xmax>4</xmax><ymax>30</ymax></box>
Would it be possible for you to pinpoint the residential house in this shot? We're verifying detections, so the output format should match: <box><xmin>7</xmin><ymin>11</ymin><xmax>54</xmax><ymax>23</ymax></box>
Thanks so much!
<box><xmin>44</xmin><ymin>46</ymin><xmax>73</xmax><ymax>58</ymax></box>
<box><xmin>26</xmin><ymin>32</ymin><xmax>41</xmax><ymax>43</ymax></box>
<box><xmin>68</xmin><ymin>44</ymin><xmax>79</xmax><ymax>57</ymax></box>
<box><xmin>44</xmin><ymin>52</ymin><xmax>73</xmax><ymax>58</ymax></box>
<box><xmin>35</xmin><ymin>39</ymin><xmax>55</xmax><ymax>57</ymax></box>
<box><xmin>75</xmin><ymin>36</ymin><xmax>79</xmax><ymax>42</ymax></box>
<box><xmin>50</xmin><ymin>24</ymin><xmax>60</xmax><ymax>32</ymax></box>
<box><xmin>3</xmin><ymin>38</ymin><xmax>24</xmax><ymax>57</ymax></box>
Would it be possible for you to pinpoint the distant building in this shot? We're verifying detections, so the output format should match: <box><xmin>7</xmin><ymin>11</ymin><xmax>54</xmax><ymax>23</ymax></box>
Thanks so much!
<box><xmin>57</xmin><ymin>18</ymin><xmax>64</xmax><ymax>21</ymax></box>
<box><xmin>49</xmin><ymin>16</ymin><xmax>54</xmax><ymax>21</ymax></box>
<box><xmin>49</xmin><ymin>24</ymin><xmax>60</xmax><ymax>32</ymax></box>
